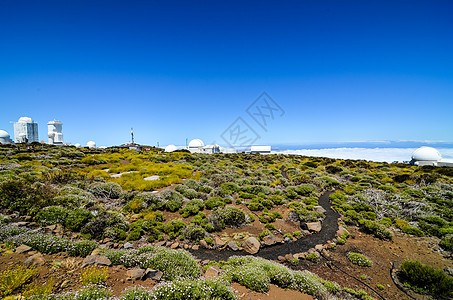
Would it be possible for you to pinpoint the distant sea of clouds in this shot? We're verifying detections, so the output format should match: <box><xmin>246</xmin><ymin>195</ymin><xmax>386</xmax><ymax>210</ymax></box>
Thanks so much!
<box><xmin>270</xmin><ymin>142</ymin><xmax>453</xmax><ymax>163</ymax></box>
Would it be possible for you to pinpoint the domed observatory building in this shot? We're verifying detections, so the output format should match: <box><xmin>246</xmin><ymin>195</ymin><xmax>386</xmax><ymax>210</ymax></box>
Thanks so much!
<box><xmin>47</xmin><ymin>120</ymin><xmax>63</xmax><ymax>145</ymax></box>
<box><xmin>0</xmin><ymin>130</ymin><xmax>12</xmax><ymax>144</ymax></box>
<box><xmin>410</xmin><ymin>146</ymin><xmax>453</xmax><ymax>167</ymax></box>
<box><xmin>14</xmin><ymin>117</ymin><xmax>39</xmax><ymax>143</ymax></box>
<box><xmin>164</xmin><ymin>144</ymin><xmax>177</xmax><ymax>152</ymax></box>
<box><xmin>86</xmin><ymin>141</ymin><xmax>96</xmax><ymax>148</ymax></box>
<box><xmin>188</xmin><ymin>139</ymin><xmax>204</xmax><ymax>153</ymax></box>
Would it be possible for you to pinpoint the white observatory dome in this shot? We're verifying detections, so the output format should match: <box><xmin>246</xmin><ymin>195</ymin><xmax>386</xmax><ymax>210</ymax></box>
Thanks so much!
<box><xmin>74</xmin><ymin>143</ymin><xmax>81</xmax><ymax>148</ymax></box>
<box><xmin>18</xmin><ymin>117</ymin><xmax>33</xmax><ymax>123</ymax></box>
<box><xmin>0</xmin><ymin>130</ymin><xmax>10</xmax><ymax>138</ymax></box>
<box><xmin>165</xmin><ymin>144</ymin><xmax>177</xmax><ymax>152</ymax></box>
<box><xmin>411</xmin><ymin>146</ymin><xmax>442</xmax><ymax>162</ymax></box>
<box><xmin>86</xmin><ymin>141</ymin><xmax>96</xmax><ymax>148</ymax></box>
<box><xmin>189</xmin><ymin>139</ymin><xmax>204</xmax><ymax>148</ymax></box>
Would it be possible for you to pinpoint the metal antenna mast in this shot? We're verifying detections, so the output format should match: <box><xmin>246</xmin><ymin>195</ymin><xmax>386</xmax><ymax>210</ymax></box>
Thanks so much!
<box><xmin>131</xmin><ymin>128</ymin><xmax>134</xmax><ymax>144</ymax></box>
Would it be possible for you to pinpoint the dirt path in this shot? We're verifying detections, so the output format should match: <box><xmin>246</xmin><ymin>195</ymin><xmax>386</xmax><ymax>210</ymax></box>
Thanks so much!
<box><xmin>188</xmin><ymin>190</ymin><xmax>339</xmax><ymax>261</ymax></box>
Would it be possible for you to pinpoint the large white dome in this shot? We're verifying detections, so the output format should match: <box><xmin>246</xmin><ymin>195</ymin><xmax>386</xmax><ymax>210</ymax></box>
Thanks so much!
<box><xmin>18</xmin><ymin>117</ymin><xmax>33</xmax><ymax>123</ymax></box>
<box><xmin>189</xmin><ymin>139</ymin><xmax>204</xmax><ymax>148</ymax></box>
<box><xmin>86</xmin><ymin>141</ymin><xmax>96</xmax><ymax>148</ymax></box>
<box><xmin>165</xmin><ymin>144</ymin><xmax>177</xmax><ymax>152</ymax></box>
<box><xmin>411</xmin><ymin>146</ymin><xmax>442</xmax><ymax>161</ymax></box>
<box><xmin>0</xmin><ymin>130</ymin><xmax>10</xmax><ymax>138</ymax></box>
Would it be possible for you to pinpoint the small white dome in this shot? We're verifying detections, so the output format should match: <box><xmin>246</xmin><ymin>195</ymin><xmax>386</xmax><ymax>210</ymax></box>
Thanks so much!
<box><xmin>0</xmin><ymin>130</ymin><xmax>10</xmax><ymax>138</ymax></box>
<box><xmin>18</xmin><ymin>117</ymin><xmax>33</xmax><ymax>123</ymax></box>
<box><xmin>165</xmin><ymin>144</ymin><xmax>177</xmax><ymax>152</ymax></box>
<box><xmin>189</xmin><ymin>139</ymin><xmax>204</xmax><ymax>148</ymax></box>
<box><xmin>74</xmin><ymin>143</ymin><xmax>81</xmax><ymax>148</ymax></box>
<box><xmin>86</xmin><ymin>141</ymin><xmax>96</xmax><ymax>148</ymax></box>
<box><xmin>411</xmin><ymin>146</ymin><xmax>442</xmax><ymax>161</ymax></box>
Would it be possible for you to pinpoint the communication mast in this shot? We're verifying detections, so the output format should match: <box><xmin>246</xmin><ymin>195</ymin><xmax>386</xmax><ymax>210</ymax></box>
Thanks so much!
<box><xmin>131</xmin><ymin>128</ymin><xmax>134</xmax><ymax>144</ymax></box>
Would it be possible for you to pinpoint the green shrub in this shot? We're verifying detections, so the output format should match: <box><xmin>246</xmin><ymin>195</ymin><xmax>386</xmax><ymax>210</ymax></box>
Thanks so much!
<box><xmin>183</xmin><ymin>225</ymin><xmax>206</xmax><ymax>242</ymax></box>
<box><xmin>402</xmin><ymin>226</ymin><xmax>424</xmax><ymax>237</ymax></box>
<box><xmin>305</xmin><ymin>252</ymin><xmax>319</xmax><ymax>263</ymax></box>
<box><xmin>68</xmin><ymin>240</ymin><xmax>97</xmax><ymax>257</ymax></box>
<box><xmin>347</xmin><ymin>252</ymin><xmax>372</xmax><ymax>267</ymax></box>
<box><xmin>36</xmin><ymin>206</ymin><xmax>69</xmax><ymax>226</ymax></box>
<box><xmin>81</xmin><ymin>211</ymin><xmax>129</xmax><ymax>240</ymax></box>
<box><xmin>247</xmin><ymin>201</ymin><xmax>264</xmax><ymax>211</ymax></box>
<box><xmin>258</xmin><ymin>229</ymin><xmax>272</xmax><ymax>241</ymax></box>
<box><xmin>65</xmin><ymin>208</ymin><xmax>93</xmax><ymax>231</ymax></box>
<box><xmin>360</xmin><ymin>220</ymin><xmax>393</xmax><ymax>240</ymax></box>
<box><xmin>205</xmin><ymin>197</ymin><xmax>226</xmax><ymax>210</ymax></box>
<box><xmin>440</xmin><ymin>234</ymin><xmax>453</xmax><ymax>251</ymax></box>
<box><xmin>209</xmin><ymin>206</ymin><xmax>245</xmax><ymax>231</ymax></box>
<box><xmin>399</xmin><ymin>260</ymin><xmax>453</xmax><ymax>297</ymax></box>
<box><xmin>164</xmin><ymin>220</ymin><xmax>186</xmax><ymax>239</ymax></box>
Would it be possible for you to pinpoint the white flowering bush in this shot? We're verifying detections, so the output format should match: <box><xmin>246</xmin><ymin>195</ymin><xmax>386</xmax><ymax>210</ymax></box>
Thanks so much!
<box><xmin>347</xmin><ymin>252</ymin><xmax>372</xmax><ymax>267</ymax></box>
<box><xmin>104</xmin><ymin>246</ymin><xmax>200</xmax><ymax>280</ymax></box>
<box><xmin>291</xmin><ymin>270</ymin><xmax>327</xmax><ymax>295</ymax></box>
<box><xmin>151</xmin><ymin>279</ymin><xmax>236</xmax><ymax>300</ymax></box>
<box><xmin>33</xmin><ymin>284</ymin><xmax>112</xmax><ymax>299</ymax></box>
<box><xmin>0</xmin><ymin>224</ymin><xmax>27</xmax><ymax>241</ymax></box>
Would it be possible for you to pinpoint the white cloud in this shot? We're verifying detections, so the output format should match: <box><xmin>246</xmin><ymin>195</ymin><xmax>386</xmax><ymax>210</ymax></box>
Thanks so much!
<box><xmin>275</xmin><ymin>148</ymin><xmax>453</xmax><ymax>163</ymax></box>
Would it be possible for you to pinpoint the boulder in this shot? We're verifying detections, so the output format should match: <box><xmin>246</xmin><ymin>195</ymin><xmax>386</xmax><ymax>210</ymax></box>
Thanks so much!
<box><xmin>263</xmin><ymin>235</ymin><xmax>277</xmax><ymax>246</ymax></box>
<box><xmin>170</xmin><ymin>242</ymin><xmax>179</xmax><ymax>249</ymax></box>
<box><xmin>15</xmin><ymin>244</ymin><xmax>32</xmax><ymax>254</ymax></box>
<box><xmin>243</xmin><ymin>237</ymin><xmax>260</xmax><ymax>254</ymax></box>
<box><xmin>285</xmin><ymin>254</ymin><xmax>294</xmax><ymax>261</ymax></box>
<box><xmin>127</xmin><ymin>268</ymin><xmax>145</xmax><ymax>280</ymax></box>
<box><xmin>304</xmin><ymin>221</ymin><xmax>322</xmax><ymax>233</ymax></box>
<box><xmin>313</xmin><ymin>206</ymin><xmax>326</xmax><ymax>214</ymax></box>
<box><xmin>199</xmin><ymin>240</ymin><xmax>209</xmax><ymax>249</ymax></box>
<box><xmin>123</xmin><ymin>242</ymin><xmax>134</xmax><ymax>249</ymax></box>
<box><xmin>277</xmin><ymin>256</ymin><xmax>286</xmax><ymax>262</ymax></box>
<box><xmin>192</xmin><ymin>245</ymin><xmax>199</xmax><ymax>250</ymax></box>
<box><xmin>145</xmin><ymin>269</ymin><xmax>163</xmax><ymax>281</ymax></box>
<box><xmin>214</xmin><ymin>237</ymin><xmax>225</xmax><ymax>247</ymax></box>
<box><xmin>81</xmin><ymin>255</ymin><xmax>112</xmax><ymax>267</ymax></box>
<box><xmin>205</xmin><ymin>266</ymin><xmax>222</xmax><ymax>278</ymax></box>
<box><xmin>155</xmin><ymin>241</ymin><xmax>166</xmax><ymax>247</ymax></box>
<box><xmin>228</xmin><ymin>241</ymin><xmax>239</xmax><ymax>251</ymax></box>
<box><xmin>314</xmin><ymin>244</ymin><xmax>324</xmax><ymax>252</ymax></box>
<box><xmin>24</xmin><ymin>253</ymin><xmax>45</xmax><ymax>267</ymax></box>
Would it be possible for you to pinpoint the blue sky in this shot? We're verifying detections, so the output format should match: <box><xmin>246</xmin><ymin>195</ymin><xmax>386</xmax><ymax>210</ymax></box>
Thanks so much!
<box><xmin>0</xmin><ymin>0</ymin><xmax>452</xmax><ymax>147</ymax></box>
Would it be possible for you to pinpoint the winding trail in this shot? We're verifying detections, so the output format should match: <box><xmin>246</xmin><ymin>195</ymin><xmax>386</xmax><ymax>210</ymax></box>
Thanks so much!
<box><xmin>188</xmin><ymin>190</ymin><xmax>339</xmax><ymax>261</ymax></box>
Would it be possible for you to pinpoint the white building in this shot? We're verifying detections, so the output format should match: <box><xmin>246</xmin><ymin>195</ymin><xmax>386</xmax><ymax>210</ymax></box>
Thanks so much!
<box><xmin>14</xmin><ymin>117</ymin><xmax>39</xmax><ymax>143</ymax></box>
<box><xmin>165</xmin><ymin>144</ymin><xmax>177</xmax><ymax>152</ymax></box>
<box><xmin>188</xmin><ymin>139</ymin><xmax>204</xmax><ymax>153</ymax></box>
<box><xmin>86</xmin><ymin>141</ymin><xmax>96</xmax><ymax>148</ymax></box>
<box><xmin>250</xmin><ymin>145</ymin><xmax>271</xmax><ymax>154</ymax></box>
<box><xmin>47</xmin><ymin>120</ymin><xmax>63</xmax><ymax>145</ymax></box>
<box><xmin>201</xmin><ymin>144</ymin><xmax>221</xmax><ymax>154</ymax></box>
<box><xmin>410</xmin><ymin>146</ymin><xmax>453</xmax><ymax>167</ymax></box>
<box><xmin>0</xmin><ymin>130</ymin><xmax>12</xmax><ymax>144</ymax></box>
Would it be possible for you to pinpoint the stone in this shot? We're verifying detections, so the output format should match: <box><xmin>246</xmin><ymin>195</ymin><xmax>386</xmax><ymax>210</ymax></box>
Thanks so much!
<box><xmin>184</xmin><ymin>244</ymin><xmax>189</xmax><ymax>249</ymax></box>
<box><xmin>91</xmin><ymin>249</ymin><xmax>100</xmax><ymax>256</ymax></box>
<box><xmin>227</xmin><ymin>241</ymin><xmax>239</xmax><ymax>251</ymax></box>
<box><xmin>285</xmin><ymin>254</ymin><xmax>294</xmax><ymax>261</ymax></box>
<box><xmin>336</xmin><ymin>225</ymin><xmax>346</xmax><ymax>237</ymax></box>
<box><xmin>444</xmin><ymin>267</ymin><xmax>453</xmax><ymax>276</ymax></box>
<box><xmin>81</xmin><ymin>255</ymin><xmax>112</xmax><ymax>267</ymax></box>
<box><xmin>315</xmin><ymin>244</ymin><xmax>324</xmax><ymax>252</ymax></box>
<box><xmin>277</xmin><ymin>256</ymin><xmax>286</xmax><ymax>262</ymax></box>
<box><xmin>54</xmin><ymin>224</ymin><xmax>64</xmax><ymax>234</ymax></box>
<box><xmin>313</xmin><ymin>206</ymin><xmax>326</xmax><ymax>214</ymax></box>
<box><xmin>24</xmin><ymin>253</ymin><xmax>45</xmax><ymax>267</ymax></box>
<box><xmin>284</xmin><ymin>237</ymin><xmax>292</xmax><ymax>243</ymax></box>
<box><xmin>192</xmin><ymin>245</ymin><xmax>199</xmax><ymax>250</ymax></box>
<box><xmin>170</xmin><ymin>242</ymin><xmax>179</xmax><ymax>249</ymax></box>
<box><xmin>263</xmin><ymin>235</ymin><xmax>277</xmax><ymax>246</ymax></box>
<box><xmin>155</xmin><ymin>241</ymin><xmax>166</xmax><ymax>247</ymax></box>
<box><xmin>127</xmin><ymin>268</ymin><xmax>145</xmax><ymax>280</ymax></box>
<box><xmin>243</xmin><ymin>237</ymin><xmax>260</xmax><ymax>254</ymax></box>
<box><xmin>304</xmin><ymin>221</ymin><xmax>322</xmax><ymax>233</ymax></box>
<box><xmin>205</xmin><ymin>266</ymin><xmax>222</xmax><ymax>278</ymax></box>
<box><xmin>124</xmin><ymin>242</ymin><xmax>134</xmax><ymax>249</ymax></box>
<box><xmin>214</xmin><ymin>237</ymin><xmax>225</xmax><ymax>247</ymax></box>
<box><xmin>145</xmin><ymin>268</ymin><xmax>163</xmax><ymax>281</ymax></box>
<box><xmin>15</xmin><ymin>244</ymin><xmax>32</xmax><ymax>254</ymax></box>
<box><xmin>199</xmin><ymin>239</ymin><xmax>209</xmax><ymax>249</ymax></box>
<box><xmin>201</xmin><ymin>259</ymin><xmax>210</xmax><ymax>266</ymax></box>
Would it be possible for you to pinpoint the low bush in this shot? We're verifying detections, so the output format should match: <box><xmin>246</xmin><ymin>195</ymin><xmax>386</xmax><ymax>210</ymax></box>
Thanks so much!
<box><xmin>89</xmin><ymin>182</ymin><xmax>123</xmax><ymax>199</ymax></box>
<box><xmin>347</xmin><ymin>252</ymin><xmax>372</xmax><ymax>267</ymax></box>
<box><xmin>399</xmin><ymin>260</ymin><xmax>453</xmax><ymax>297</ymax></box>
<box><xmin>205</xmin><ymin>197</ymin><xmax>226</xmax><ymax>210</ymax></box>
<box><xmin>401</xmin><ymin>226</ymin><xmax>424</xmax><ymax>237</ymax></box>
<box><xmin>80</xmin><ymin>266</ymin><xmax>109</xmax><ymax>285</ymax></box>
<box><xmin>209</xmin><ymin>206</ymin><xmax>245</xmax><ymax>231</ymax></box>
<box><xmin>182</xmin><ymin>224</ymin><xmax>206</xmax><ymax>242</ymax></box>
<box><xmin>164</xmin><ymin>220</ymin><xmax>186</xmax><ymax>240</ymax></box>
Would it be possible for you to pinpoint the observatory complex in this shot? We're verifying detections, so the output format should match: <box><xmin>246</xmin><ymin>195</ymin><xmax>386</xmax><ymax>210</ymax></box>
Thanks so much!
<box><xmin>410</xmin><ymin>146</ymin><xmax>453</xmax><ymax>167</ymax></box>
<box><xmin>13</xmin><ymin>117</ymin><xmax>39</xmax><ymax>143</ymax></box>
<box><xmin>47</xmin><ymin>120</ymin><xmax>64</xmax><ymax>145</ymax></box>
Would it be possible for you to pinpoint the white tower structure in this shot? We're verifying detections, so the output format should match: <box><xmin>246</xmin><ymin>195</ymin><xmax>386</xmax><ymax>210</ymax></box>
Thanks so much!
<box><xmin>0</xmin><ymin>130</ymin><xmax>12</xmax><ymax>144</ymax></box>
<box><xmin>47</xmin><ymin>120</ymin><xmax>63</xmax><ymax>145</ymax></box>
<box><xmin>13</xmin><ymin>117</ymin><xmax>39</xmax><ymax>143</ymax></box>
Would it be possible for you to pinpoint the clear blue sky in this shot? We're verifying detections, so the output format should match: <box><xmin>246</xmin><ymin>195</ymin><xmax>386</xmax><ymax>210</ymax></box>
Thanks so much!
<box><xmin>0</xmin><ymin>0</ymin><xmax>452</xmax><ymax>147</ymax></box>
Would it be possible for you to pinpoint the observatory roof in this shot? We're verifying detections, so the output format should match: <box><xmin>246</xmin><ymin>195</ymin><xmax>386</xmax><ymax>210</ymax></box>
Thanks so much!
<box><xmin>165</xmin><ymin>144</ymin><xmax>177</xmax><ymax>152</ymax></box>
<box><xmin>18</xmin><ymin>117</ymin><xmax>33</xmax><ymax>123</ymax></box>
<box><xmin>411</xmin><ymin>146</ymin><xmax>442</xmax><ymax>161</ymax></box>
<box><xmin>0</xmin><ymin>130</ymin><xmax>10</xmax><ymax>138</ymax></box>
<box><xmin>189</xmin><ymin>139</ymin><xmax>204</xmax><ymax>148</ymax></box>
